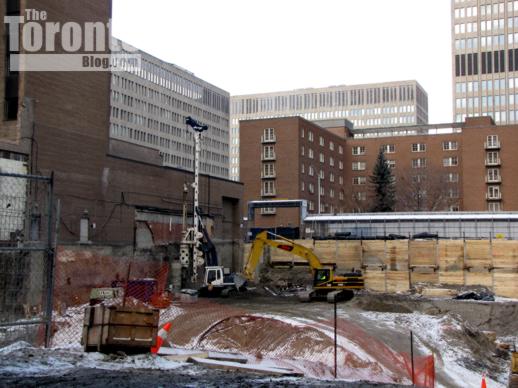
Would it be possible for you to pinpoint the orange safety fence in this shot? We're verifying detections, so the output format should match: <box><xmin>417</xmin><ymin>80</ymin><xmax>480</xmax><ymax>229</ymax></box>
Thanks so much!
<box><xmin>402</xmin><ymin>353</ymin><xmax>435</xmax><ymax>388</ymax></box>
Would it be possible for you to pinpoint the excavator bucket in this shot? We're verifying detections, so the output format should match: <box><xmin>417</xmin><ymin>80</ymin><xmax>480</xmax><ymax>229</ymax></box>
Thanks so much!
<box><xmin>233</xmin><ymin>273</ymin><xmax>247</xmax><ymax>290</ymax></box>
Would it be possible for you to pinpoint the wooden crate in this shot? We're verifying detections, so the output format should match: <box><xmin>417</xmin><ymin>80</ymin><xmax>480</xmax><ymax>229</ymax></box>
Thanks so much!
<box><xmin>82</xmin><ymin>305</ymin><xmax>159</xmax><ymax>354</ymax></box>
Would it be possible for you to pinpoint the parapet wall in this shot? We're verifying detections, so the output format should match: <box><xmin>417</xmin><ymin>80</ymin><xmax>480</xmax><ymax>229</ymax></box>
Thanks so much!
<box><xmin>243</xmin><ymin>239</ymin><xmax>518</xmax><ymax>298</ymax></box>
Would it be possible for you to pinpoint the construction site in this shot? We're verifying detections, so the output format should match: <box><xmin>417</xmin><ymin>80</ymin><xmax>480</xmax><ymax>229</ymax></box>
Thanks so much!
<box><xmin>1</xmin><ymin>156</ymin><xmax>517</xmax><ymax>387</ymax></box>
<box><xmin>0</xmin><ymin>1</ymin><xmax>517</xmax><ymax>387</ymax></box>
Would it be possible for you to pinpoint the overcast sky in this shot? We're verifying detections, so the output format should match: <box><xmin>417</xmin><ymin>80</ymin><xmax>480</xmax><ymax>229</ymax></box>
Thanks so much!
<box><xmin>112</xmin><ymin>0</ymin><xmax>453</xmax><ymax>123</ymax></box>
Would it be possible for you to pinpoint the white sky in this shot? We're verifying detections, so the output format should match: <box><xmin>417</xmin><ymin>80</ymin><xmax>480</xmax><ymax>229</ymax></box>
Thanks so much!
<box><xmin>112</xmin><ymin>0</ymin><xmax>453</xmax><ymax>123</ymax></box>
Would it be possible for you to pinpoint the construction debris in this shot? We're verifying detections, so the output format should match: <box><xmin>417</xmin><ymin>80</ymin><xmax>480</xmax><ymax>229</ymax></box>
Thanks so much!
<box><xmin>187</xmin><ymin>357</ymin><xmax>304</xmax><ymax>377</ymax></box>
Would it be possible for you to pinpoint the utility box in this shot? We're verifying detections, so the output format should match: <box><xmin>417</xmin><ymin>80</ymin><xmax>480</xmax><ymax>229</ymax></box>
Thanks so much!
<box><xmin>82</xmin><ymin>305</ymin><xmax>159</xmax><ymax>354</ymax></box>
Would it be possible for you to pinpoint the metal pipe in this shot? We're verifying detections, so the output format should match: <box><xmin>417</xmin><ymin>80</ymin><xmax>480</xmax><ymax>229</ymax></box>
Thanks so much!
<box><xmin>44</xmin><ymin>172</ymin><xmax>55</xmax><ymax>348</ymax></box>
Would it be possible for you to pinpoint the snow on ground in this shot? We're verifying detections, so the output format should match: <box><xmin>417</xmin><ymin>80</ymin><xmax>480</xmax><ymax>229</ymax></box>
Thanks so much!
<box><xmin>359</xmin><ymin>311</ymin><xmax>509</xmax><ymax>388</ymax></box>
<box><xmin>0</xmin><ymin>341</ymin><xmax>186</xmax><ymax>377</ymax></box>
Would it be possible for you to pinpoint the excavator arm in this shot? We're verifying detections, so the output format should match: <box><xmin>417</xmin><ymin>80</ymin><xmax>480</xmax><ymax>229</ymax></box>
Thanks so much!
<box><xmin>243</xmin><ymin>231</ymin><xmax>324</xmax><ymax>281</ymax></box>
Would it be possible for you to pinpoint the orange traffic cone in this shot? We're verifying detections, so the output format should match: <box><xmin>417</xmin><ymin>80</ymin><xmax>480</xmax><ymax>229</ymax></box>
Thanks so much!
<box><xmin>481</xmin><ymin>373</ymin><xmax>487</xmax><ymax>388</ymax></box>
<box><xmin>151</xmin><ymin>322</ymin><xmax>172</xmax><ymax>354</ymax></box>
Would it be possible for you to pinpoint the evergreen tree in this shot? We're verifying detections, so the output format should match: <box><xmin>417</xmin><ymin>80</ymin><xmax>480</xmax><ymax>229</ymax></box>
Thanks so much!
<box><xmin>369</xmin><ymin>147</ymin><xmax>396</xmax><ymax>212</ymax></box>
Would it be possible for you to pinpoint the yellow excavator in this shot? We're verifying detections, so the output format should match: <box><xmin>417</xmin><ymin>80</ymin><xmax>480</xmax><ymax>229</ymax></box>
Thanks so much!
<box><xmin>200</xmin><ymin>231</ymin><xmax>364</xmax><ymax>301</ymax></box>
<box><xmin>240</xmin><ymin>231</ymin><xmax>363</xmax><ymax>302</ymax></box>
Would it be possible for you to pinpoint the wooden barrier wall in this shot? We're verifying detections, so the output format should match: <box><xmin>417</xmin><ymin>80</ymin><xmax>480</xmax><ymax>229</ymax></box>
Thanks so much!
<box><xmin>243</xmin><ymin>239</ymin><xmax>518</xmax><ymax>298</ymax></box>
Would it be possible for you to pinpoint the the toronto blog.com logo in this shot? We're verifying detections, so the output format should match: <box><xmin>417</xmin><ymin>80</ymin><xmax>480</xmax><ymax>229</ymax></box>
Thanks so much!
<box><xmin>4</xmin><ymin>9</ymin><xmax>141</xmax><ymax>71</ymax></box>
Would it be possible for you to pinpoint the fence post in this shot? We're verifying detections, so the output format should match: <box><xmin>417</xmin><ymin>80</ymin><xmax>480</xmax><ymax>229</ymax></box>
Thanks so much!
<box><xmin>44</xmin><ymin>172</ymin><xmax>55</xmax><ymax>348</ymax></box>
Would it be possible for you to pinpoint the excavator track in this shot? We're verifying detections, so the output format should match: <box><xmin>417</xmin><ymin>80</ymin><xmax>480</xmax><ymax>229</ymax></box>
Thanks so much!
<box><xmin>326</xmin><ymin>289</ymin><xmax>354</xmax><ymax>303</ymax></box>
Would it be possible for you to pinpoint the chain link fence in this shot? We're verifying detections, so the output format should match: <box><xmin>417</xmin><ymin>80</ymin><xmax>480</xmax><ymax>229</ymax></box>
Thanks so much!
<box><xmin>0</xmin><ymin>172</ymin><xmax>54</xmax><ymax>348</ymax></box>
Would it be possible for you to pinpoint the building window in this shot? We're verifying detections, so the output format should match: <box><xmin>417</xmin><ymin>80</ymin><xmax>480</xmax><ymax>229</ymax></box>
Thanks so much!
<box><xmin>330</xmin><ymin>189</ymin><xmax>335</xmax><ymax>198</ymax></box>
<box><xmin>320</xmin><ymin>153</ymin><xmax>325</xmax><ymax>163</ymax></box>
<box><xmin>319</xmin><ymin>136</ymin><xmax>325</xmax><ymax>146</ymax></box>
<box><xmin>301</xmin><ymin>181</ymin><xmax>305</xmax><ymax>192</ymax></box>
<box><xmin>338</xmin><ymin>146</ymin><xmax>343</xmax><ymax>155</ymax></box>
<box><xmin>309</xmin><ymin>165</ymin><xmax>314</xmax><ymax>176</ymax></box>
<box><xmin>443</xmin><ymin>156</ymin><xmax>458</xmax><ymax>167</ymax></box>
<box><xmin>309</xmin><ymin>201</ymin><xmax>315</xmax><ymax>211</ymax></box>
<box><xmin>308</xmin><ymin>183</ymin><xmax>315</xmax><ymax>194</ymax></box>
<box><xmin>412</xmin><ymin>143</ymin><xmax>426</xmax><ymax>152</ymax></box>
<box><xmin>309</xmin><ymin>148</ymin><xmax>314</xmax><ymax>159</ymax></box>
<box><xmin>352</xmin><ymin>162</ymin><xmax>366</xmax><ymax>171</ymax></box>
<box><xmin>487</xmin><ymin>168</ymin><xmax>501</xmax><ymax>182</ymax></box>
<box><xmin>486</xmin><ymin>135</ymin><xmax>500</xmax><ymax>148</ymax></box>
<box><xmin>339</xmin><ymin>161</ymin><xmax>343</xmax><ymax>170</ymax></box>
<box><xmin>445</xmin><ymin>172</ymin><xmax>459</xmax><ymax>183</ymax></box>
<box><xmin>486</xmin><ymin>151</ymin><xmax>500</xmax><ymax>164</ymax></box>
<box><xmin>308</xmin><ymin>131</ymin><xmax>314</xmax><ymax>142</ymax></box>
<box><xmin>412</xmin><ymin>158</ymin><xmax>426</xmax><ymax>168</ymax></box>
<box><xmin>262</xmin><ymin>163</ymin><xmax>276</xmax><ymax>178</ymax></box>
<box><xmin>329</xmin><ymin>141</ymin><xmax>335</xmax><ymax>151</ymax></box>
<box><xmin>262</xmin><ymin>127</ymin><xmax>275</xmax><ymax>142</ymax></box>
<box><xmin>262</xmin><ymin>180</ymin><xmax>276</xmax><ymax>196</ymax></box>
<box><xmin>382</xmin><ymin>144</ymin><xmax>395</xmax><ymax>154</ymax></box>
<box><xmin>443</xmin><ymin>141</ymin><xmax>458</xmax><ymax>151</ymax></box>
<box><xmin>353</xmin><ymin>176</ymin><xmax>367</xmax><ymax>185</ymax></box>
<box><xmin>386</xmin><ymin>160</ymin><xmax>396</xmax><ymax>169</ymax></box>
<box><xmin>330</xmin><ymin>173</ymin><xmax>335</xmax><ymax>182</ymax></box>
<box><xmin>487</xmin><ymin>185</ymin><xmax>501</xmax><ymax>199</ymax></box>
<box><xmin>339</xmin><ymin>176</ymin><xmax>343</xmax><ymax>185</ymax></box>
<box><xmin>339</xmin><ymin>191</ymin><xmax>344</xmax><ymax>201</ymax></box>
<box><xmin>263</xmin><ymin>145</ymin><xmax>275</xmax><ymax>160</ymax></box>
<box><xmin>301</xmin><ymin>128</ymin><xmax>305</xmax><ymax>138</ymax></box>
<box><xmin>301</xmin><ymin>163</ymin><xmax>305</xmax><ymax>174</ymax></box>
<box><xmin>301</xmin><ymin>146</ymin><xmax>305</xmax><ymax>156</ymax></box>
<box><xmin>488</xmin><ymin>202</ymin><xmax>501</xmax><ymax>212</ymax></box>
<box><xmin>319</xmin><ymin>170</ymin><xmax>325</xmax><ymax>180</ymax></box>
<box><xmin>329</xmin><ymin>157</ymin><xmax>335</xmax><ymax>167</ymax></box>
<box><xmin>352</xmin><ymin>146</ymin><xmax>366</xmax><ymax>155</ymax></box>
<box><xmin>356</xmin><ymin>192</ymin><xmax>367</xmax><ymax>201</ymax></box>
<box><xmin>448</xmin><ymin>188</ymin><xmax>459</xmax><ymax>198</ymax></box>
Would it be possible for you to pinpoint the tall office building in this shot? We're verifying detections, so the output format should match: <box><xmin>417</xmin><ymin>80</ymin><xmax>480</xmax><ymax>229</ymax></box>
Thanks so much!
<box><xmin>452</xmin><ymin>0</ymin><xmax>518</xmax><ymax>124</ymax></box>
<box><xmin>230</xmin><ymin>81</ymin><xmax>429</xmax><ymax>181</ymax></box>
<box><xmin>110</xmin><ymin>39</ymin><xmax>231</xmax><ymax>179</ymax></box>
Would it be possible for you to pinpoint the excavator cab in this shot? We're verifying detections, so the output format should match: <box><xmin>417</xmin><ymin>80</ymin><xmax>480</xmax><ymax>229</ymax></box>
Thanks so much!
<box><xmin>314</xmin><ymin>268</ymin><xmax>332</xmax><ymax>286</ymax></box>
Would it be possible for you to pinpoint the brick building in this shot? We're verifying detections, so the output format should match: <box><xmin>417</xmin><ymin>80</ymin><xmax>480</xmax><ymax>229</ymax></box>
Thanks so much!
<box><xmin>230</xmin><ymin>81</ymin><xmax>429</xmax><ymax>181</ymax></box>
<box><xmin>240</xmin><ymin>115</ymin><xmax>515</xmax><ymax>229</ymax></box>
<box><xmin>0</xmin><ymin>0</ymin><xmax>243</xmax><ymax>267</ymax></box>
